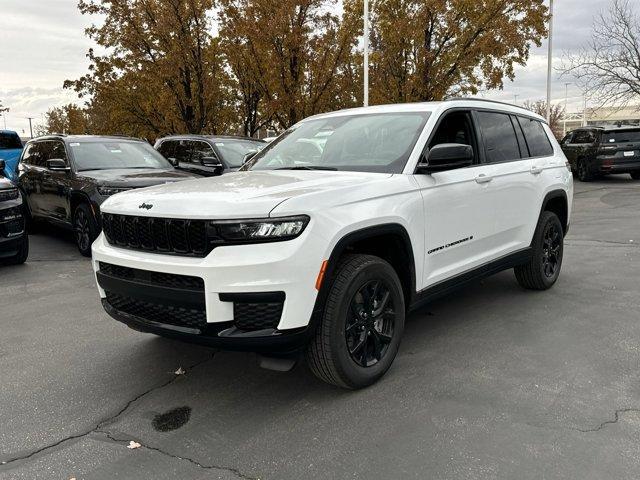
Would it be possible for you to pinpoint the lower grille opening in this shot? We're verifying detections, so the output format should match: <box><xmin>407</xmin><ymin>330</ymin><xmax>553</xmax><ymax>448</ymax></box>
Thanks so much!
<box><xmin>220</xmin><ymin>292</ymin><xmax>285</xmax><ymax>332</ymax></box>
<box><xmin>105</xmin><ymin>292</ymin><xmax>206</xmax><ymax>330</ymax></box>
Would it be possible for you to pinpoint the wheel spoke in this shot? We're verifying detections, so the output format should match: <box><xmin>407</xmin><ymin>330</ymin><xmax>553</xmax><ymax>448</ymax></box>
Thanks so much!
<box><xmin>372</xmin><ymin>290</ymin><xmax>390</xmax><ymax>317</ymax></box>
<box><xmin>372</xmin><ymin>328</ymin><xmax>392</xmax><ymax>345</ymax></box>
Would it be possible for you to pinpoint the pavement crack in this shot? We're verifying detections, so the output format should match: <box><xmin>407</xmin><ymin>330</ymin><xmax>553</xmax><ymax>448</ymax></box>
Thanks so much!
<box><xmin>0</xmin><ymin>352</ymin><xmax>216</xmax><ymax>468</ymax></box>
<box><xmin>97</xmin><ymin>430</ymin><xmax>259</xmax><ymax>480</ymax></box>
<box><xmin>576</xmin><ymin>408</ymin><xmax>640</xmax><ymax>433</ymax></box>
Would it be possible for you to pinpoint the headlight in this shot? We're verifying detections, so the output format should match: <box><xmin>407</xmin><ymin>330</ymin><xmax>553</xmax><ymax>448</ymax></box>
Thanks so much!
<box><xmin>210</xmin><ymin>215</ymin><xmax>309</xmax><ymax>244</ymax></box>
<box><xmin>98</xmin><ymin>186</ymin><xmax>132</xmax><ymax>197</ymax></box>
<box><xmin>0</xmin><ymin>188</ymin><xmax>19</xmax><ymax>202</ymax></box>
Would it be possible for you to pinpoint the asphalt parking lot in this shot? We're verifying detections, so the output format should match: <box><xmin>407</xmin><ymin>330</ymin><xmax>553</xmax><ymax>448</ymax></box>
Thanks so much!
<box><xmin>1</xmin><ymin>177</ymin><xmax>639</xmax><ymax>480</ymax></box>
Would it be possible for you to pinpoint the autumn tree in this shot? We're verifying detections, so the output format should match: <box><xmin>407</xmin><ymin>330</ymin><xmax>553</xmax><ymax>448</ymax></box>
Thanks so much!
<box><xmin>523</xmin><ymin>100</ymin><xmax>565</xmax><ymax>139</ymax></box>
<box><xmin>218</xmin><ymin>0</ymin><xmax>361</xmax><ymax>130</ymax></box>
<box><xmin>37</xmin><ymin>104</ymin><xmax>90</xmax><ymax>136</ymax></box>
<box><xmin>348</xmin><ymin>0</ymin><xmax>549</xmax><ymax>104</ymax></box>
<box><xmin>560</xmin><ymin>0</ymin><xmax>640</xmax><ymax>107</ymax></box>
<box><xmin>65</xmin><ymin>0</ymin><xmax>233</xmax><ymax>138</ymax></box>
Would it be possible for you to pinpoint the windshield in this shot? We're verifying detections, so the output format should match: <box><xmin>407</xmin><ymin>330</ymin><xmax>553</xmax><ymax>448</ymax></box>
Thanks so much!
<box><xmin>245</xmin><ymin>112</ymin><xmax>430</xmax><ymax>173</ymax></box>
<box><xmin>0</xmin><ymin>133</ymin><xmax>22</xmax><ymax>150</ymax></box>
<box><xmin>603</xmin><ymin>129</ymin><xmax>640</xmax><ymax>143</ymax></box>
<box><xmin>214</xmin><ymin>139</ymin><xmax>265</xmax><ymax>168</ymax></box>
<box><xmin>71</xmin><ymin>141</ymin><xmax>173</xmax><ymax>171</ymax></box>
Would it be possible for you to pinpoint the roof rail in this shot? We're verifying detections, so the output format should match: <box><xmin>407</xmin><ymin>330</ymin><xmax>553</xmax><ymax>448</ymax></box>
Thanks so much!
<box><xmin>444</xmin><ymin>96</ymin><xmax>527</xmax><ymax>109</ymax></box>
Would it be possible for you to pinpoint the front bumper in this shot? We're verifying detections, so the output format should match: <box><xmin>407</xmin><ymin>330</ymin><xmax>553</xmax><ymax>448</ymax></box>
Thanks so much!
<box><xmin>92</xmin><ymin>226</ymin><xmax>326</xmax><ymax>352</ymax></box>
<box><xmin>0</xmin><ymin>201</ymin><xmax>26</xmax><ymax>258</ymax></box>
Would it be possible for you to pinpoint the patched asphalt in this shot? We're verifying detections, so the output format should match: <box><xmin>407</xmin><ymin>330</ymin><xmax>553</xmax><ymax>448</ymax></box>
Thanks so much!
<box><xmin>1</xmin><ymin>176</ymin><xmax>639</xmax><ymax>479</ymax></box>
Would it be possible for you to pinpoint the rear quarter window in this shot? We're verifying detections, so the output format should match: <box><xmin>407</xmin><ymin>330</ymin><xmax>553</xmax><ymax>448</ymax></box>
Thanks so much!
<box><xmin>517</xmin><ymin>117</ymin><xmax>554</xmax><ymax>157</ymax></box>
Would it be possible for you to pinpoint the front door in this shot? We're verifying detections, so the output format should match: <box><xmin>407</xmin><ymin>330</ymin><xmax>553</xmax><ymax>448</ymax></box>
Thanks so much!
<box><xmin>413</xmin><ymin>109</ymin><xmax>499</xmax><ymax>288</ymax></box>
<box><xmin>39</xmin><ymin>140</ymin><xmax>72</xmax><ymax>222</ymax></box>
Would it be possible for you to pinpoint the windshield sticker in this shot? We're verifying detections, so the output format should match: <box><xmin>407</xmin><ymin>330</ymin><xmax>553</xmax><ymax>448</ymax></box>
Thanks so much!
<box><xmin>109</xmin><ymin>149</ymin><xmax>122</xmax><ymax>153</ymax></box>
<box><xmin>215</xmin><ymin>142</ymin><xmax>225</xmax><ymax>146</ymax></box>
<box><xmin>70</xmin><ymin>142</ymin><xmax>80</xmax><ymax>147</ymax></box>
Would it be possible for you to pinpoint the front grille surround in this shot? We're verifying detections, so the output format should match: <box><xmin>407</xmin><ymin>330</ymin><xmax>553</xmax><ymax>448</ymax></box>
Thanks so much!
<box><xmin>102</xmin><ymin>213</ymin><xmax>211</xmax><ymax>257</ymax></box>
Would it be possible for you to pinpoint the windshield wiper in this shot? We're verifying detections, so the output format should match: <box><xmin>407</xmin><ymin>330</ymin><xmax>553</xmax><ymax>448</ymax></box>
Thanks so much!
<box><xmin>275</xmin><ymin>165</ymin><xmax>338</xmax><ymax>171</ymax></box>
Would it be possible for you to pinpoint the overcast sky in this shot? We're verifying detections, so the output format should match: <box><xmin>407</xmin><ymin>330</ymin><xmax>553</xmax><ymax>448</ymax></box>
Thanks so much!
<box><xmin>0</xmin><ymin>0</ymin><xmax>613</xmax><ymax>136</ymax></box>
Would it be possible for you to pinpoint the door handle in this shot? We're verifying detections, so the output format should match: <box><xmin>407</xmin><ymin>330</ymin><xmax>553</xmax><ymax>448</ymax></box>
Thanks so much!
<box><xmin>530</xmin><ymin>165</ymin><xmax>543</xmax><ymax>175</ymax></box>
<box><xmin>475</xmin><ymin>174</ymin><xmax>493</xmax><ymax>184</ymax></box>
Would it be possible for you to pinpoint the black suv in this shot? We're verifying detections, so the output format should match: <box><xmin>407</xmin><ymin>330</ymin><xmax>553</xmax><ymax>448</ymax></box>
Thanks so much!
<box><xmin>17</xmin><ymin>135</ymin><xmax>200</xmax><ymax>256</ymax></box>
<box><xmin>0</xmin><ymin>160</ymin><xmax>28</xmax><ymax>265</ymax></box>
<box><xmin>561</xmin><ymin>126</ymin><xmax>640</xmax><ymax>181</ymax></box>
<box><xmin>154</xmin><ymin>135</ymin><xmax>265</xmax><ymax>176</ymax></box>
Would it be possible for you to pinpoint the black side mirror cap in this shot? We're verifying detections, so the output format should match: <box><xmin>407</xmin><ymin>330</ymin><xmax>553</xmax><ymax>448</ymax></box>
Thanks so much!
<box><xmin>46</xmin><ymin>158</ymin><xmax>70</xmax><ymax>171</ymax></box>
<box><xmin>417</xmin><ymin>143</ymin><xmax>474</xmax><ymax>174</ymax></box>
<box><xmin>201</xmin><ymin>156</ymin><xmax>222</xmax><ymax>167</ymax></box>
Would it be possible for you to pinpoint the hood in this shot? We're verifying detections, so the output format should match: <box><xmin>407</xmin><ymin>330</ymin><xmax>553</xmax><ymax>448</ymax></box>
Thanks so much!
<box><xmin>78</xmin><ymin>168</ymin><xmax>199</xmax><ymax>187</ymax></box>
<box><xmin>101</xmin><ymin>170</ymin><xmax>392</xmax><ymax>218</ymax></box>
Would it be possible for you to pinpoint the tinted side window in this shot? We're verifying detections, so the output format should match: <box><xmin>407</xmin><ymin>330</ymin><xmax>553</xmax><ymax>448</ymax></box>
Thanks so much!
<box><xmin>189</xmin><ymin>141</ymin><xmax>217</xmax><ymax>164</ymax></box>
<box><xmin>157</xmin><ymin>141</ymin><xmax>176</xmax><ymax>159</ymax></box>
<box><xmin>0</xmin><ymin>132</ymin><xmax>22</xmax><ymax>149</ymax></box>
<box><xmin>518</xmin><ymin>117</ymin><xmax>554</xmax><ymax>157</ymax></box>
<box><xmin>50</xmin><ymin>141</ymin><xmax>68</xmax><ymax>163</ymax></box>
<box><xmin>476</xmin><ymin>111</ymin><xmax>521</xmax><ymax>163</ymax></box>
<box><xmin>174</xmin><ymin>140</ymin><xmax>192</xmax><ymax>163</ymax></box>
<box><xmin>28</xmin><ymin>143</ymin><xmax>46</xmax><ymax>167</ymax></box>
<box><xmin>572</xmin><ymin>130</ymin><xmax>596</xmax><ymax>144</ymax></box>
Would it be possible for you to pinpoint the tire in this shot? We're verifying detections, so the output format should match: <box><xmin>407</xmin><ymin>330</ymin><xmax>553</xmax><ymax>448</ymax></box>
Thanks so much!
<box><xmin>73</xmin><ymin>203</ymin><xmax>99</xmax><ymax>257</ymax></box>
<box><xmin>576</xmin><ymin>158</ymin><xmax>594</xmax><ymax>182</ymax></box>
<box><xmin>515</xmin><ymin>211</ymin><xmax>564</xmax><ymax>290</ymax></box>
<box><xmin>6</xmin><ymin>235</ymin><xmax>29</xmax><ymax>265</ymax></box>
<box><xmin>631</xmin><ymin>172</ymin><xmax>640</xmax><ymax>180</ymax></box>
<box><xmin>306</xmin><ymin>254</ymin><xmax>405</xmax><ymax>389</ymax></box>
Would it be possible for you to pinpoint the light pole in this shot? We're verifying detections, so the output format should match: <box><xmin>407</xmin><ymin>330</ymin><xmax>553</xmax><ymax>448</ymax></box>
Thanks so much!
<box><xmin>563</xmin><ymin>82</ymin><xmax>571</xmax><ymax>135</ymax></box>
<box><xmin>513</xmin><ymin>94</ymin><xmax>519</xmax><ymax>105</ymax></box>
<box><xmin>546</xmin><ymin>0</ymin><xmax>554</xmax><ymax>122</ymax></box>
<box><xmin>26</xmin><ymin>117</ymin><xmax>34</xmax><ymax>138</ymax></box>
<box><xmin>363</xmin><ymin>0</ymin><xmax>369</xmax><ymax>107</ymax></box>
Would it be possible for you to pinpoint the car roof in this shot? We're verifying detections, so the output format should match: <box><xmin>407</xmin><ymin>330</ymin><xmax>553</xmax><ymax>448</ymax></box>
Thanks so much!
<box><xmin>28</xmin><ymin>134</ymin><xmax>146</xmax><ymax>143</ymax></box>
<box><xmin>301</xmin><ymin>98</ymin><xmax>547</xmax><ymax>124</ymax></box>
<box><xmin>158</xmin><ymin>134</ymin><xmax>264</xmax><ymax>142</ymax></box>
<box><xmin>571</xmin><ymin>125</ymin><xmax>640</xmax><ymax>133</ymax></box>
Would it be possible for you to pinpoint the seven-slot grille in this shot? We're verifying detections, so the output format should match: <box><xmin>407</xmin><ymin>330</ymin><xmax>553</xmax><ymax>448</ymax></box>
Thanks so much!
<box><xmin>102</xmin><ymin>213</ymin><xmax>209</xmax><ymax>257</ymax></box>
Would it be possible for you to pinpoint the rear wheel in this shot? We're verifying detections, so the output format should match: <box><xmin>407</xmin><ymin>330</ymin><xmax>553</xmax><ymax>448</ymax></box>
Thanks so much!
<box><xmin>576</xmin><ymin>158</ymin><xmax>594</xmax><ymax>182</ymax></box>
<box><xmin>515</xmin><ymin>211</ymin><xmax>564</xmax><ymax>290</ymax></box>
<box><xmin>631</xmin><ymin>172</ymin><xmax>640</xmax><ymax>180</ymax></box>
<box><xmin>306</xmin><ymin>254</ymin><xmax>405</xmax><ymax>389</ymax></box>
<box><xmin>73</xmin><ymin>203</ymin><xmax>98</xmax><ymax>257</ymax></box>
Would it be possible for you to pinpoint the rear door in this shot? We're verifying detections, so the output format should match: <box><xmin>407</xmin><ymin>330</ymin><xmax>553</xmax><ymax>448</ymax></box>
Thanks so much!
<box><xmin>474</xmin><ymin>110</ymin><xmax>540</xmax><ymax>254</ymax></box>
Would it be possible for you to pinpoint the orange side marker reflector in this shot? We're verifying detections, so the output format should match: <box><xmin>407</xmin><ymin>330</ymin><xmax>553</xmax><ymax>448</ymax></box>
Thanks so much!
<box><xmin>315</xmin><ymin>260</ymin><xmax>328</xmax><ymax>291</ymax></box>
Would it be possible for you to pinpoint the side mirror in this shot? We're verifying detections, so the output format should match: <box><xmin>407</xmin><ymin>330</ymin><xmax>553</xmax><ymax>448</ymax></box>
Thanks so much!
<box><xmin>168</xmin><ymin>157</ymin><xmax>179</xmax><ymax>167</ymax></box>
<box><xmin>0</xmin><ymin>160</ymin><xmax>5</xmax><ymax>177</ymax></box>
<box><xmin>46</xmin><ymin>158</ymin><xmax>70</xmax><ymax>172</ymax></box>
<box><xmin>201</xmin><ymin>156</ymin><xmax>222</xmax><ymax>167</ymax></box>
<box><xmin>417</xmin><ymin>143</ymin><xmax>473</xmax><ymax>173</ymax></box>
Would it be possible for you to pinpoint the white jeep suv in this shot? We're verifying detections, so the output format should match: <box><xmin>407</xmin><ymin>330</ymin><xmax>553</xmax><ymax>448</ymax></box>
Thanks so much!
<box><xmin>92</xmin><ymin>99</ymin><xmax>573</xmax><ymax>389</ymax></box>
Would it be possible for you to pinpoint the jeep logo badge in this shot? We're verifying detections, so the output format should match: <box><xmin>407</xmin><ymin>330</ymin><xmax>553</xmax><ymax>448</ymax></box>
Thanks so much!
<box><xmin>139</xmin><ymin>203</ymin><xmax>153</xmax><ymax>210</ymax></box>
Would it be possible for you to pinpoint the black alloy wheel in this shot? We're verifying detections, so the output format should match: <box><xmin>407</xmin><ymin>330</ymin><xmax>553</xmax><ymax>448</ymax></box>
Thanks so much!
<box><xmin>73</xmin><ymin>204</ymin><xmax>98</xmax><ymax>257</ymax></box>
<box><xmin>541</xmin><ymin>222</ymin><xmax>561</xmax><ymax>278</ymax></box>
<box><xmin>577</xmin><ymin>158</ymin><xmax>593</xmax><ymax>182</ymax></box>
<box><xmin>345</xmin><ymin>280</ymin><xmax>396</xmax><ymax>367</ymax></box>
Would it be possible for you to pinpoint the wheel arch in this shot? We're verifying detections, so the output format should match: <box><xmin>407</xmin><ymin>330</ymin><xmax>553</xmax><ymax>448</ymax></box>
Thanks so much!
<box><xmin>312</xmin><ymin>224</ymin><xmax>417</xmax><ymax>325</ymax></box>
<box><xmin>540</xmin><ymin>189</ymin><xmax>569</xmax><ymax>237</ymax></box>
<box><xmin>69</xmin><ymin>190</ymin><xmax>100</xmax><ymax>226</ymax></box>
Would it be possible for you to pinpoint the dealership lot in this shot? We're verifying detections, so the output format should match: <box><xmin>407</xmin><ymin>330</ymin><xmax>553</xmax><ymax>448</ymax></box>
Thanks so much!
<box><xmin>1</xmin><ymin>178</ymin><xmax>639</xmax><ymax>479</ymax></box>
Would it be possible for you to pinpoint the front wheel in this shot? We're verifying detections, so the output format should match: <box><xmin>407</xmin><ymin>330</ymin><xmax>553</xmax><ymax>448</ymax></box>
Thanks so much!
<box><xmin>5</xmin><ymin>235</ymin><xmax>29</xmax><ymax>265</ymax></box>
<box><xmin>306</xmin><ymin>254</ymin><xmax>405</xmax><ymax>389</ymax></box>
<box><xmin>73</xmin><ymin>204</ymin><xmax>99</xmax><ymax>257</ymax></box>
<box><xmin>515</xmin><ymin>211</ymin><xmax>564</xmax><ymax>290</ymax></box>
